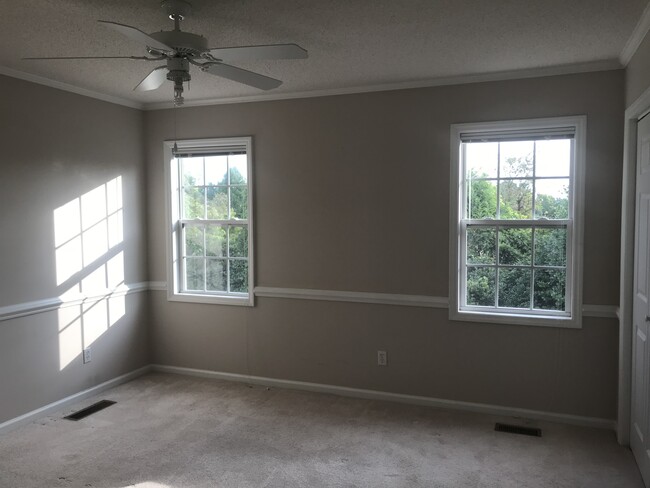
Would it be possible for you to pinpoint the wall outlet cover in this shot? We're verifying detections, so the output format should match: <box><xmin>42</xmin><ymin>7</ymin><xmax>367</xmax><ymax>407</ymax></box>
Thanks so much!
<box><xmin>377</xmin><ymin>350</ymin><xmax>387</xmax><ymax>366</ymax></box>
<box><xmin>83</xmin><ymin>348</ymin><xmax>92</xmax><ymax>364</ymax></box>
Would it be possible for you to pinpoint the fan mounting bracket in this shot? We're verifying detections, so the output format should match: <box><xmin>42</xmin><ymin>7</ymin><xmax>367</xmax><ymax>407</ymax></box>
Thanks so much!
<box><xmin>162</xmin><ymin>0</ymin><xmax>192</xmax><ymax>21</ymax></box>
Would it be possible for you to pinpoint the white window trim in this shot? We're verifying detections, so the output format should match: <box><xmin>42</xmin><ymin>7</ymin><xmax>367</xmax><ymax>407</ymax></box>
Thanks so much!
<box><xmin>449</xmin><ymin>116</ymin><xmax>586</xmax><ymax>328</ymax></box>
<box><xmin>163</xmin><ymin>137</ymin><xmax>255</xmax><ymax>307</ymax></box>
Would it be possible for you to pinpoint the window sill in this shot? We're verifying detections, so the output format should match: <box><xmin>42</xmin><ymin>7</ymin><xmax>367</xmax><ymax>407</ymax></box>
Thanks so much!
<box><xmin>450</xmin><ymin>308</ymin><xmax>581</xmax><ymax>329</ymax></box>
<box><xmin>167</xmin><ymin>291</ymin><xmax>254</xmax><ymax>307</ymax></box>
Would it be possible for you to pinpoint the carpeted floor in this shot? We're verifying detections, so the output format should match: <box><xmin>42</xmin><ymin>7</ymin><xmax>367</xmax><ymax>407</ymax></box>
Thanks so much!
<box><xmin>0</xmin><ymin>373</ymin><xmax>644</xmax><ymax>488</ymax></box>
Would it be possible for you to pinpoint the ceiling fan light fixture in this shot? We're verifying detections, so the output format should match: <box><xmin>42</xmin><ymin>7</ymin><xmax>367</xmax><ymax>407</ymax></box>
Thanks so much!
<box><xmin>23</xmin><ymin>0</ymin><xmax>308</xmax><ymax>105</ymax></box>
<box><xmin>166</xmin><ymin>57</ymin><xmax>190</xmax><ymax>105</ymax></box>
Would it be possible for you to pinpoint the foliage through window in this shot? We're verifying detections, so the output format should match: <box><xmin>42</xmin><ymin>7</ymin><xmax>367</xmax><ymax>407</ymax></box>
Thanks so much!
<box><xmin>451</xmin><ymin>118</ymin><xmax>585</xmax><ymax>326</ymax></box>
<box><xmin>165</xmin><ymin>138</ymin><xmax>253</xmax><ymax>306</ymax></box>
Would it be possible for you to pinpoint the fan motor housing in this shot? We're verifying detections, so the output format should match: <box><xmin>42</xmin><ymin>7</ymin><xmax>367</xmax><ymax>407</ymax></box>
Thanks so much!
<box><xmin>150</xmin><ymin>30</ymin><xmax>207</xmax><ymax>56</ymax></box>
<box><xmin>166</xmin><ymin>58</ymin><xmax>191</xmax><ymax>81</ymax></box>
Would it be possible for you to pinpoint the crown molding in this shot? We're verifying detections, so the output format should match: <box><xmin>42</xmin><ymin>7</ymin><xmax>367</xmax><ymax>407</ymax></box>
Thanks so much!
<box><xmin>0</xmin><ymin>65</ymin><xmax>143</xmax><ymax>110</ymax></box>
<box><xmin>0</xmin><ymin>59</ymin><xmax>622</xmax><ymax>112</ymax></box>
<box><xmin>144</xmin><ymin>59</ymin><xmax>622</xmax><ymax>111</ymax></box>
<box><xmin>620</xmin><ymin>1</ymin><xmax>650</xmax><ymax>66</ymax></box>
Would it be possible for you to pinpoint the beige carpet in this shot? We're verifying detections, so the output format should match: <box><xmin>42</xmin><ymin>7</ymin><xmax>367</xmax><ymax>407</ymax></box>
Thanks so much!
<box><xmin>0</xmin><ymin>373</ymin><xmax>643</xmax><ymax>488</ymax></box>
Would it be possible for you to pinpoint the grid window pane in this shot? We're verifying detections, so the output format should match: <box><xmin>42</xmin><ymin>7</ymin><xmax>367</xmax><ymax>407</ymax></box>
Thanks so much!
<box><xmin>230</xmin><ymin>155</ymin><xmax>248</xmax><ymax>184</ymax></box>
<box><xmin>499</xmin><ymin>227</ymin><xmax>532</xmax><ymax>266</ymax></box>
<box><xmin>183</xmin><ymin>186</ymin><xmax>205</xmax><ymax>219</ymax></box>
<box><xmin>466</xmin><ymin>142</ymin><xmax>498</xmax><ymax>179</ymax></box>
<box><xmin>185</xmin><ymin>226</ymin><xmax>204</xmax><ymax>257</ymax></box>
<box><xmin>498</xmin><ymin>268</ymin><xmax>531</xmax><ymax>309</ymax></box>
<box><xmin>467</xmin><ymin>179</ymin><xmax>497</xmax><ymax>219</ymax></box>
<box><xmin>206</xmin><ymin>226</ymin><xmax>227</xmax><ymax>257</ymax></box>
<box><xmin>185</xmin><ymin>258</ymin><xmax>205</xmax><ymax>291</ymax></box>
<box><xmin>206</xmin><ymin>186</ymin><xmax>229</xmax><ymax>219</ymax></box>
<box><xmin>205</xmin><ymin>155</ymin><xmax>228</xmax><ymax>185</ymax></box>
<box><xmin>229</xmin><ymin>226</ymin><xmax>248</xmax><ymax>258</ymax></box>
<box><xmin>466</xmin><ymin>267</ymin><xmax>496</xmax><ymax>306</ymax></box>
<box><xmin>230</xmin><ymin>260</ymin><xmax>248</xmax><ymax>293</ymax></box>
<box><xmin>536</xmin><ymin>139</ymin><xmax>570</xmax><ymax>177</ymax></box>
<box><xmin>534</xmin><ymin>228</ymin><xmax>566</xmax><ymax>267</ymax></box>
<box><xmin>500</xmin><ymin>141</ymin><xmax>534</xmax><ymax>178</ymax></box>
<box><xmin>499</xmin><ymin>179</ymin><xmax>533</xmax><ymax>219</ymax></box>
<box><xmin>534</xmin><ymin>269</ymin><xmax>565</xmax><ymax>311</ymax></box>
<box><xmin>182</xmin><ymin>158</ymin><xmax>204</xmax><ymax>186</ymax></box>
<box><xmin>230</xmin><ymin>186</ymin><xmax>248</xmax><ymax>219</ymax></box>
<box><xmin>534</xmin><ymin>178</ymin><xmax>569</xmax><ymax>219</ymax></box>
<box><xmin>467</xmin><ymin>227</ymin><xmax>496</xmax><ymax>264</ymax></box>
<box><xmin>206</xmin><ymin>259</ymin><xmax>227</xmax><ymax>291</ymax></box>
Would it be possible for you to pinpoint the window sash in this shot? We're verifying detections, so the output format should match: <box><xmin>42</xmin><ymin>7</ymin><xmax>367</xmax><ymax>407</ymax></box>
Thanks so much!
<box><xmin>169</xmin><ymin>138</ymin><xmax>252</xmax><ymax>302</ymax></box>
<box><xmin>178</xmin><ymin>222</ymin><xmax>249</xmax><ymax>295</ymax></box>
<box><xmin>458</xmin><ymin>135</ymin><xmax>575</xmax><ymax>318</ymax></box>
<box><xmin>459</xmin><ymin>220</ymin><xmax>572</xmax><ymax>315</ymax></box>
<box><xmin>179</xmin><ymin>154</ymin><xmax>248</xmax><ymax>221</ymax></box>
<box><xmin>462</xmin><ymin>139</ymin><xmax>574</xmax><ymax>221</ymax></box>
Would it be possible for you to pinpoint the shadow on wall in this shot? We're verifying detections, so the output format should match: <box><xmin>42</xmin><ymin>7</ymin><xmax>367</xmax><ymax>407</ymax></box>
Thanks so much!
<box><xmin>53</xmin><ymin>176</ymin><xmax>126</xmax><ymax>371</ymax></box>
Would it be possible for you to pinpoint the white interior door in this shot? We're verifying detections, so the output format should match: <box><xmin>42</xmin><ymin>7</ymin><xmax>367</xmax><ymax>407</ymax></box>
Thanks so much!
<box><xmin>632</xmin><ymin>113</ymin><xmax>650</xmax><ymax>487</ymax></box>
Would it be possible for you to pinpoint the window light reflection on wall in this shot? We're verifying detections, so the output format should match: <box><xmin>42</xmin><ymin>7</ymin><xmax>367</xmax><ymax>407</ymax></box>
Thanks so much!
<box><xmin>53</xmin><ymin>176</ymin><xmax>126</xmax><ymax>370</ymax></box>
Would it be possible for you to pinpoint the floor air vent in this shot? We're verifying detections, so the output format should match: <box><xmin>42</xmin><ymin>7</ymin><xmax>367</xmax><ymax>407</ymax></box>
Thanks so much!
<box><xmin>64</xmin><ymin>400</ymin><xmax>116</xmax><ymax>421</ymax></box>
<box><xmin>494</xmin><ymin>423</ymin><xmax>542</xmax><ymax>437</ymax></box>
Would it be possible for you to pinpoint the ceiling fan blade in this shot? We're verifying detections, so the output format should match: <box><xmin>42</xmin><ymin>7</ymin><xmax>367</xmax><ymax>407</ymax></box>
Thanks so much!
<box><xmin>23</xmin><ymin>56</ymin><xmax>151</xmax><ymax>60</ymax></box>
<box><xmin>208</xmin><ymin>44</ymin><xmax>308</xmax><ymax>61</ymax></box>
<box><xmin>98</xmin><ymin>20</ymin><xmax>174</xmax><ymax>53</ymax></box>
<box><xmin>134</xmin><ymin>66</ymin><xmax>168</xmax><ymax>91</ymax></box>
<box><xmin>202</xmin><ymin>63</ymin><xmax>282</xmax><ymax>90</ymax></box>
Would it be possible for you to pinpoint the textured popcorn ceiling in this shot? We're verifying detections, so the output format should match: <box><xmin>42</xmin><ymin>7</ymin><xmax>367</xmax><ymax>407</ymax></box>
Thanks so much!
<box><xmin>0</xmin><ymin>0</ymin><xmax>647</xmax><ymax>107</ymax></box>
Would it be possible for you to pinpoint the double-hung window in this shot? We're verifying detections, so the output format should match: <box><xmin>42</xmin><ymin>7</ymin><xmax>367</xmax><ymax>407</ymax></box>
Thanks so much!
<box><xmin>450</xmin><ymin>117</ymin><xmax>585</xmax><ymax>327</ymax></box>
<box><xmin>165</xmin><ymin>137</ymin><xmax>254</xmax><ymax>306</ymax></box>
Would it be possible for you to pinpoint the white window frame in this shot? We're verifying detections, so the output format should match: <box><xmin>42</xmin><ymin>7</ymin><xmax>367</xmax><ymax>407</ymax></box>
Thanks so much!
<box><xmin>449</xmin><ymin>116</ymin><xmax>585</xmax><ymax>328</ymax></box>
<box><xmin>164</xmin><ymin>137</ymin><xmax>254</xmax><ymax>306</ymax></box>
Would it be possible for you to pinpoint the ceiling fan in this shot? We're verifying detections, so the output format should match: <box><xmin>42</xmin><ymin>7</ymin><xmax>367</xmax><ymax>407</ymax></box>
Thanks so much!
<box><xmin>24</xmin><ymin>0</ymin><xmax>308</xmax><ymax>105</ymax></box>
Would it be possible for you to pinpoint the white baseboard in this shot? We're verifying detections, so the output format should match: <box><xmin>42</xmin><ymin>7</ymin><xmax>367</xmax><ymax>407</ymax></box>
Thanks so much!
<box><xmin>0</xmin><ymin>365</ymin><xmax>151</xmax><ymax>435</ymax></box>
<box><xmin>0</xmin><ymin>363</ymin><xmax>615</xmax><ymax>436</ymax></box>
<box><xmin>150</xmin><ymin>364</ymin><xmax>616</xmax><ymax>431</ymax></box>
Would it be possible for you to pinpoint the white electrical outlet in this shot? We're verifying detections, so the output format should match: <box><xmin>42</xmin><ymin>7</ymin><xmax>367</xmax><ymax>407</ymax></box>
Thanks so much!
<box><xmin>377</xmin><ymin>350</ymin><xmax>387</xmax><ymax>366</ymax></box>
<box><xmin>83</xmin><ymin>347</ymin><xmax>92</xmax><ymax>364</ymax></box>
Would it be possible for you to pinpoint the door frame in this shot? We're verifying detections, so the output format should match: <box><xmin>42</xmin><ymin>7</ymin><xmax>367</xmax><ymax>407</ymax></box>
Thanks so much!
<box><xmin>620</xmin><ymin>86</ymin><xmax>650</xmax><ymax>444</ymax></box>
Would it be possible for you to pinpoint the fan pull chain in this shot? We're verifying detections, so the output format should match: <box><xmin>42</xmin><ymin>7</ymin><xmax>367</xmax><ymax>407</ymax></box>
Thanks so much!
<box><xmin>172</xmin><ymin>104</ymin><xmax>179</xmax><ymax>155</ymax></box>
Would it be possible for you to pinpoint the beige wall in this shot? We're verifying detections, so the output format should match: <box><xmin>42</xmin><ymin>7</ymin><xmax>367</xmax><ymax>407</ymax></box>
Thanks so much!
<box><xmin>0</xmin><ymin>68</ymin><xmax>624</xmax><ymax>425</ymax></box>
<box><xmin>145</xmin><ymin>70</ymin><xmax>624</xmax><ymax>420</ymax></box>
<box><xmin>626</xmin><ymin>31</ymin><xmax>650</xmax><ymax>107</ymax></box>
<box><xmin>0</xmin><ymin>75</ymin><xmax>149</xmax><ymax>424</ymax></box>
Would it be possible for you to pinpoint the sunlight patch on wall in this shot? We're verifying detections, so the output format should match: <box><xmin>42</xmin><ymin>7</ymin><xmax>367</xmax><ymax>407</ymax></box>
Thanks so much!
<box><xmin>53</xmin><ymin>199</ymin><xmax>82</xmax><ymax>286</ymax></box>
<box><xmin>54</xmin><ymin>176</ymin><xmax>126</xmax><ymax>370</ymax></box>
<box><xmin>82</xmin><ymin>299</ymin><xmax>109</xmax><ymax>348</ymax></box>
<box><xmin>54</xmin><ymin>177</ymin><xmax>124</xmax><ymax>286</ymax></box>
<box><xmin>57</xmin><ymin>306</ymin><xmax>82</xmax><ymax>371</ymax></box>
